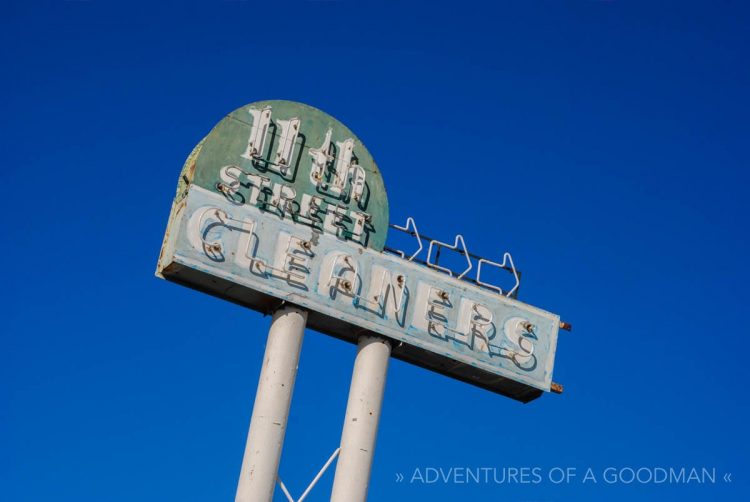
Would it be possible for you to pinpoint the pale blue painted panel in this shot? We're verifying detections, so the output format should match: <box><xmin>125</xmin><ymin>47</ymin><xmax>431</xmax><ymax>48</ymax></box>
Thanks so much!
<box><xmin>162</xmin><ymin>186</ymin><xmax>560</xmax><ymax>392</ymax></box>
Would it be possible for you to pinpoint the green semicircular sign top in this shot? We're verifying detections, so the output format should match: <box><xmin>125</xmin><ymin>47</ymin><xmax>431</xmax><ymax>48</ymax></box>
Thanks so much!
<box><xmin>180</xmin><ymin>100</ymin><xmax>390</xmax><ymax>251</ymax></box>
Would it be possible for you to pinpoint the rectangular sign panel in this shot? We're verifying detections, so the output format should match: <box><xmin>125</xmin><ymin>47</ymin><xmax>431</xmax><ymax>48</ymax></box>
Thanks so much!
<box><xmin>158</xmin><ymin>186</ymin><xmax>560</xmax><ymax>402</ymax></box>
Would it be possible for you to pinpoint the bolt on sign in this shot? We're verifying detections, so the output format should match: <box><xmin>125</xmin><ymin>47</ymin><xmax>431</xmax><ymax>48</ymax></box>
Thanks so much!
<box><xmin>157</xmin><ymin>100</ymin><xmax>566</xmax><ymax>403</ymax></box>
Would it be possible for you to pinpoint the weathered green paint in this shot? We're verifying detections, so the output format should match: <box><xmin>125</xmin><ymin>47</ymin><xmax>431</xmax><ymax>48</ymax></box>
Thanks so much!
<box><xmin>186</xmin><ymin>100</ymin><xmax>389</xmax><ymax>251</ymax></box>
<box><xmin>176</xmin><ymin>138</ymin><xmax>205</xmax><ymax>202</ymax></box>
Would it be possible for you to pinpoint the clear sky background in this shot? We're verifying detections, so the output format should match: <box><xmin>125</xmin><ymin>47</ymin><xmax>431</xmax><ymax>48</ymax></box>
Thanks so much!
<box><xmin>2</xmin><ymin>1</ymin><xmax>748</xmax><ymax>501</ymax></box>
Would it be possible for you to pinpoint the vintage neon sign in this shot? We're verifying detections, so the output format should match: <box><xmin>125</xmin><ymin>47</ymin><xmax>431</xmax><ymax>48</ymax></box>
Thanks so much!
<box><xmin>157</xmin><ymin>100</ymin><xmax>563</xmax><ymax>402</ymax></box>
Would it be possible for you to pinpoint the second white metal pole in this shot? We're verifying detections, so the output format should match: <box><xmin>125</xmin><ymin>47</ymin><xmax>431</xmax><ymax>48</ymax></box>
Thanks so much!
<box><xmin>330</xmin><ymin>335</ymin><xmax>391</xmax><ymax>502</ymax></box>
<box><xmin>235</xmin><ymin>304</ymin><xmax>307</xmax><ymax>502</ymax></box>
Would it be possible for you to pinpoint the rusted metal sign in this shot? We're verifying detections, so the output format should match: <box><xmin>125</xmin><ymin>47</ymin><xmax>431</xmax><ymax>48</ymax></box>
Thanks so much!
<box><xmin>157</xmin><ymin>100</ymin><xmax>562</xmax><ymax>402</ymax></box>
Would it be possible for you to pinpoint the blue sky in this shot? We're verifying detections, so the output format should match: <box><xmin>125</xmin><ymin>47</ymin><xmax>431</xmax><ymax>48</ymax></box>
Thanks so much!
<box><xmin>2</xmin><ymin>1</ymin><xmax>748</xmax><ymax>501</ymax></box>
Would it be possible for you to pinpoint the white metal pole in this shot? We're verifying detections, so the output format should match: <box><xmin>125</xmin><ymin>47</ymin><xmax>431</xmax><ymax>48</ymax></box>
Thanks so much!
<box><xmin>235</xmin><ymin>304</ymin><xmax>307</xmax><ymax>502</ymax></box>
<box><xmin>330</xmin><ymin>335</ymin><xmax>391</xmax><ymax>502</ymax></box>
